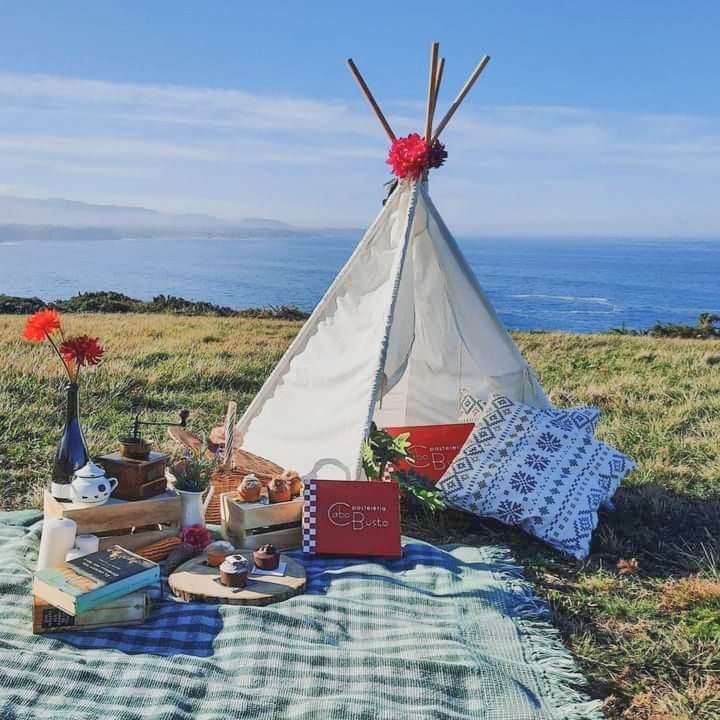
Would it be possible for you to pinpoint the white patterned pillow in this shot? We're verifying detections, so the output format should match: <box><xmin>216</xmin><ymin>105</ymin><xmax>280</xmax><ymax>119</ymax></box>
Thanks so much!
<box><xmin>438</xmin><ymin>395</ymin><xmax>635</xmax><ymax>559</ymax></box>
<box><xmin>459</xmin><ymin>390</ymin><xmax>614</xmax><ymax>509</ymax></box>
<box><xmin>459</xmin><ymin>388</ymin><xmax>600</xmax><ymax>434</ymax></box>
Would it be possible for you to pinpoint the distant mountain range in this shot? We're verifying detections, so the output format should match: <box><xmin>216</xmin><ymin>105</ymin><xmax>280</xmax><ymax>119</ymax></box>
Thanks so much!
<box><xmin>0</xmin><ymin>194</ymin><xmax>293</xmax><ymax>229</ymax></box>
<box><xmin>0</xmin><ymin>194</ymin><xmax>345</xmax><ymax>242</ymax></box>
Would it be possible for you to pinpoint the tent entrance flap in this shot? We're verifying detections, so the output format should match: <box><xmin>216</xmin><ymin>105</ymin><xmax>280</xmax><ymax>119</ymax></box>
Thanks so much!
<box><xmin>351</xmin><ymin>181</ymin><xmax>419</xmax><ymax>478</ymax></box>
<box><xmin>235</xmin><ymin>182</ymin><xmax>420</xmax><ymax>479</ymax></box>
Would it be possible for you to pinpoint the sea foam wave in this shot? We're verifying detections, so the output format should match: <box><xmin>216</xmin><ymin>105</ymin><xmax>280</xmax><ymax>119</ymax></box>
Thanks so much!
<box><xmin>511</xmin><ymin>294</ymin><xmax>613</xmax><ymax>306</ymax></box>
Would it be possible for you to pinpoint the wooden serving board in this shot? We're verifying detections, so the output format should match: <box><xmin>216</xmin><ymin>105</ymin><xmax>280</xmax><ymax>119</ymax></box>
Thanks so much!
<box><xmin>168</xmin><ymin>552</ymin><xmax>306</xmax><ymax>606</ymax></box>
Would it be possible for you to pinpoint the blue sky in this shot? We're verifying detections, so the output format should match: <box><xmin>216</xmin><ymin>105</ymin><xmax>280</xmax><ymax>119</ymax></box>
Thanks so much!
<box><xmin>0</xmin><ymin>1</ymin><xmax>719</xmax><ymax>235</ymax></box>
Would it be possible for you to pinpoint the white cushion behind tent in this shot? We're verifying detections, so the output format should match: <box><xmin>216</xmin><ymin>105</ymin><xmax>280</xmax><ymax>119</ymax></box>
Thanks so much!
<box><xmin>235</xmin><ymin>180</ymin><xmax>549</xmax><ymax>479</ymax></box>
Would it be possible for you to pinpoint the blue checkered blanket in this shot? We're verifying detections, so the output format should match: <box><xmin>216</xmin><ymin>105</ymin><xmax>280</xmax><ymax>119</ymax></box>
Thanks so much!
<box><xmin>0</xmin><ymin>511</ymin><xmax>603</xmax><ymax>719</ymax></box>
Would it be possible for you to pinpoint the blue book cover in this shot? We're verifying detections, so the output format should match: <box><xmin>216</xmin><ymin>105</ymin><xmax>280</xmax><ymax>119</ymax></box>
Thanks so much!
<box><xmin>33</xmin><ymin>545</ymin><xmax>160</xmax><ymax>616</ymax></box>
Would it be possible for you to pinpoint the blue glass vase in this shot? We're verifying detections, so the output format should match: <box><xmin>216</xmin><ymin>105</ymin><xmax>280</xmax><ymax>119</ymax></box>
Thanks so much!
<box><xmin>51</xmin><ymin>382</ymin><xmax>90</xmax><ymax>501</ymax></box>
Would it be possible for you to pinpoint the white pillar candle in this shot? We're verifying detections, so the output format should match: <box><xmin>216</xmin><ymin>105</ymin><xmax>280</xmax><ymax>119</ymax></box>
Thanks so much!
<box><xmin>36</xmin><ymin>518</ymin><xmax>77</xmax><ymax>571</ymax></box>
<box><xmin>74</xmin><ymin>534</ymin><xmax>99</xmax><ymax>555</ymax></box>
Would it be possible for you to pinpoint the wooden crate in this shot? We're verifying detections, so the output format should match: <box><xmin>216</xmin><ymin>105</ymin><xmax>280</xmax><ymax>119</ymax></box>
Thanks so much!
<box><xmin>43</xmin><ymin>490</ymin><xmax>181</xmax><ymax>551</ymax></box>
<box><xmin>220</xmin><ymin>492</ymin><xmax>303</xmax><ymax>550</ymax></box>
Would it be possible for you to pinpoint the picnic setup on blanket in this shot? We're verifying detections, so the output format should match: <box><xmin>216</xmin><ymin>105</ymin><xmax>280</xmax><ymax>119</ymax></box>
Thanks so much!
<box><xmin>1</xmin><ymin>44</ymin><xmax>637</xmax><ymax>719</ymax></box>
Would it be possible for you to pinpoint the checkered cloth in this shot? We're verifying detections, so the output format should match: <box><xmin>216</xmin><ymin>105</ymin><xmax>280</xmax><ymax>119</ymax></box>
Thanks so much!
<box><xmin>0</xmin><ymin>511</ymin><xmax>603</xmax><ymax>719</ymax></box>
<box><xmin>301</xmin><ymin>481</ymin><xmax>317</xmax><ymax>553</ymax></box>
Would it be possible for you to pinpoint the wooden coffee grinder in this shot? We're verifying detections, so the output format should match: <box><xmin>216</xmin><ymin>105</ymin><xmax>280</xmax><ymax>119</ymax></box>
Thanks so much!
<box><xmin>97</xmin><ymin>410</ymin><xmax>190</xmax><ymax>501</ymax></box>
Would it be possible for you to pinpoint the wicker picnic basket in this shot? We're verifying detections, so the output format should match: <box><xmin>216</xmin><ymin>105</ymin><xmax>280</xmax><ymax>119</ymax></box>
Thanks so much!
<box><xmin>168</xmin><ymin>427</ymin><xmax>284</xmax><ymax>523</ymax></box>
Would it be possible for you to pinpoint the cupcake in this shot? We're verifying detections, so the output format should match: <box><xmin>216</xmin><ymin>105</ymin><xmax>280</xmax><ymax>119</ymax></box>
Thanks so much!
<box><xmin>206</xmin><ymin>540</ymin><xmax>235</xmax><ymax>568</ymax></box>
<box><xmin>268</xmin><ymin>476</ymin><xmax>291</xmax><ymax>503</ymax></box>
<box><xmin>281</xmin><ymin>470</ymin><xmax>303</xmax><ymax>497</ymax></box>
<box><xmin>238</xmin><ymin>474</ymin><xmax>263</xmax><ymax>503</ymax></box>
<box><xmin>253</xmin><ymin>544</ymin><xmax>280</xmax><ymax>571</ymax></box>
<box><xmin>219</xmin><ymin>554</ymin><xmax>249</xmax><ymax>587</ymax></box>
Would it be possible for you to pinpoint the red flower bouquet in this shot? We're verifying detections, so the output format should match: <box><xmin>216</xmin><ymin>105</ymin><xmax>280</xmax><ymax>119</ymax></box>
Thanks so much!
<box><xmin>22</xmin><ymin>309</ymin><xmax>104</xmax><ymax>382</ymax></box>
<box><xmin>386</xmin><ymin>133</ymin><xmax>447</xmax><ymax>180</ymax></box>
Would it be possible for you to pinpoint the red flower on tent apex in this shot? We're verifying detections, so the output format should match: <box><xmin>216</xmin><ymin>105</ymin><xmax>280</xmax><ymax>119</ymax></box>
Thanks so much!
<box><xmin>387</xmin><ymin>133</ymin><xmax>430</xmax><ymax>179</ymax></box>
<box><xmin>59</xmin><ymin>335</ymin><xmax>105</xmax><ymax>368</ymax></box>
<box><xmin>386</xmin><ymin>133</ymin><xmax>448</xmax><ymax>179</ymax></box>
<box><xmin>22</xmin><ymin>309</ymin><xmax>61</xmax><ymax>342</ymax></box>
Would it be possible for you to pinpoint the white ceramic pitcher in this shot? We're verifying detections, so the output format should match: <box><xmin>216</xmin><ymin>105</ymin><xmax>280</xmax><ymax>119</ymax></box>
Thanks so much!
<box><xmin>176</xmin><ymin>487</ymin><xmax>214</xmax><ymax>528</ymax></box>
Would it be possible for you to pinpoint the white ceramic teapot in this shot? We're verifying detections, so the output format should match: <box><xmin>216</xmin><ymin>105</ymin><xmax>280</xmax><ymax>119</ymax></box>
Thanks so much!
<box><xmin>70</xmin><ymin>461</ymin><xmax>118</xmax><ymax>506</ymax></box>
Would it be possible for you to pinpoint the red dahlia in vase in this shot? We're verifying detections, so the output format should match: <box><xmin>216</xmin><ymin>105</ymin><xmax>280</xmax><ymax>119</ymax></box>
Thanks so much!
<box><xmin>22</xmin><ymin>309</ymin><xmax>104</xmax><ymax>382</ymax></box>
<box><xmin>22</xmin><ymin>308</ymin><xmax>62</xmax><ymax>342</ymax></box>
<box><xmin>60</xmin><ymin>335</ymin><xmax>105</xmax><ymax>370</ymax></box>
<box><xmin>21</xmin><ymin>309</ymin><xmax>106</xmax><ymax>497</ymax></box>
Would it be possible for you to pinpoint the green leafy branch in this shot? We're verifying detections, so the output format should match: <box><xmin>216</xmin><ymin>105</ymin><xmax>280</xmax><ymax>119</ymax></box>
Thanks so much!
<box><xmin>362</xmin><ymin>422</ymin><xmax>413</xmax><ymax>481</ymax></box>
<box><xmin>362</xmin><ymin>422</ymin><xmax>446</xmax><ymax>513</ymax></box>
<box><xmin>390</xmin><ymin>469</ymin><xmax>446</xmax><ymax>513</ymax></box>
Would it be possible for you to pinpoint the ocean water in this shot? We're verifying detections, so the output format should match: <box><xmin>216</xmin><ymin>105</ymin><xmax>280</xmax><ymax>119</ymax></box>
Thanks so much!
<box><xmin>0</xmin><ymin>235</ymin><xmax>717</xmax><ymax>333</ymax></box>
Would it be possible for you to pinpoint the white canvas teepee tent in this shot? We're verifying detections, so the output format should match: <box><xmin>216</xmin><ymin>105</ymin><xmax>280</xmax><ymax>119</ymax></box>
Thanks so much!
<box><xmin>235</xmin><ymin>44</ymin><xmax>550</xmax><ymax>479</ymax></box>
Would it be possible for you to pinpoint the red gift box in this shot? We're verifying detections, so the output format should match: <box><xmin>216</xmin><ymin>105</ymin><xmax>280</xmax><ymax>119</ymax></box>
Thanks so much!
<box><xmin>382</xmin><ymin>423</ymin><xmax>474</xmax><ymax>484</ymax></box>
<box><xmin>302</xmin><ymin>480</ymin><xmax>401</xmax><ymax>558</ymax></box>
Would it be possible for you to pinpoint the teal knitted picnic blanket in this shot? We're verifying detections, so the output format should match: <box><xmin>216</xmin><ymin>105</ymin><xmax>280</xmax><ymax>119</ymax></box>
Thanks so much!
<box><xmin>0</xmin><ymin>511</ymin><xmax>603</xmax><ymax>720</ymax></box>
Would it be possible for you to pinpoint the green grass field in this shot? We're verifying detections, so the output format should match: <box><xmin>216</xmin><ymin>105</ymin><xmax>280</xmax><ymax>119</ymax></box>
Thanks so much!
<box><xmin>1</xmin><ymin>313</ymin><xmax>718</xmax><ymax>718</ymax></box>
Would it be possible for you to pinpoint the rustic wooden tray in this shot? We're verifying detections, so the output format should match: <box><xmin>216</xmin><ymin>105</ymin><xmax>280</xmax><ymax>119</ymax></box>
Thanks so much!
<box><xmin>168</xmin><ymin>552</ymin><xmax>306</xmax><ymax>606</ymax></box>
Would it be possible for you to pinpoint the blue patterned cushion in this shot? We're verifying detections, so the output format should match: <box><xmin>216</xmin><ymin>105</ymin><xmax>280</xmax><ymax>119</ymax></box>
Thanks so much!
<box><xmin>460</xmin><ymin>391</ymin><xmax>612</xmax><ymax>508</ymax></box>
<box><xmin>460</xmin><ymin>388</ymin><xmax>600</xmax><ymax>435</ymax></box>
<box><xmin>438</xmin><ymin>394</ymin><xmax>635</xmax><ymax>559</ymax></box>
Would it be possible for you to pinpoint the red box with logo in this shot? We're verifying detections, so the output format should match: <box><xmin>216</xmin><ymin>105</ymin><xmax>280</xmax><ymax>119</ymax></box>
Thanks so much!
<box><xmin>302</xmin><ymin>480</ymin><xmax>401</xmax><ymax>558</ymax></box>
<box><xmin>382</xmin><ymin>423</ymin><xmax>474</xmax><ymax>484</ymax></box>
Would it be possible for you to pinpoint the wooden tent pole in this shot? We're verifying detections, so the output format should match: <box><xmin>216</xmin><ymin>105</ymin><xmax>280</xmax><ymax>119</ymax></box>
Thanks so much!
<box><xmin>347</xmin><ymin>58</ymin><xmax>396</xmax><ymax>142</ymax></box>
<box><xmin>432</xmin><ymin>57</ymin><xmax>445</xmax><ymax>128</ymax></box>
<box><xmin>424</xmin><ymin>42</ymin><xmax>440</xmax><ymax>143</ymax></box>
<box><xmin>432</xmin><ymin>55</ymin><xmax>490</xmax><ymax>141</ymax></box>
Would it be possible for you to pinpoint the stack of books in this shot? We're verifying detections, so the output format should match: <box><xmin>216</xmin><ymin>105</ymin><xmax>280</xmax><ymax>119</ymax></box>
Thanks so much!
<box><xmin>32</xmin><ymin>545</ymin><xmax>159</xmax><ymax>634</ymax></box>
